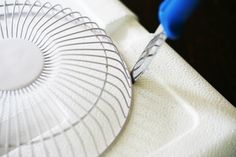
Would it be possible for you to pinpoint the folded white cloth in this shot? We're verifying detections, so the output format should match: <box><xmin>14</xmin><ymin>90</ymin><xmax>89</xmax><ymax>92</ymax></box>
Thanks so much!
<box><xmin>70</xmin><ymin>0</ymin><xmax>236</xmax><ymax>156</ymax></box>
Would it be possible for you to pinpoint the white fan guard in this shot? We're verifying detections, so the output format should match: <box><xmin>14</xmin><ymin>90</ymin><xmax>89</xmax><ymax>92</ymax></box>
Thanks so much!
<box><xmin>0</xmin><ymin>1</ymin><xmax>132</xmax><ymax>157</ymax></box>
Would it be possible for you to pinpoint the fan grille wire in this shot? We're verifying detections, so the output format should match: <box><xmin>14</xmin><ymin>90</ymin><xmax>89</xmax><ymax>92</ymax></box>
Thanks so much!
<box><xmin>0</xmin><ymin>1</ymin><xmax>132</xmax><ymax>156</ymax></box>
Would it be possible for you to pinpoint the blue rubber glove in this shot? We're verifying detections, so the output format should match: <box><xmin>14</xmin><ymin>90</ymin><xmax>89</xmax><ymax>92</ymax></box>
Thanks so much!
<box><xmin>159</xmin><ymin>0</ymin><xmax>199</xmax><ymax>39</ymax></box>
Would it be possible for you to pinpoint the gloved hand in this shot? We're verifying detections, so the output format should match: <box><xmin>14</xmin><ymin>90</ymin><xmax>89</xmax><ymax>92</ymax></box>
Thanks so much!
<box><xmin>159</xmin><ymin>0</ymin><xmax>199</xmax><ymax>39</ymax></box>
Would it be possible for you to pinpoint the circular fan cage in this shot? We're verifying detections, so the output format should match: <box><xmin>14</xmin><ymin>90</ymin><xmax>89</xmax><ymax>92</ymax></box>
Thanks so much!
<box><xmin>0</xmin><ymin>1</ymin><xmax>132</xmax><ymax>157</ymax></box>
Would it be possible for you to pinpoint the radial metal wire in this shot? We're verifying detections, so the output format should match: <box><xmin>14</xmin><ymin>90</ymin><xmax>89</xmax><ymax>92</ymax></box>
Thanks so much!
<box><xmin>131</xmin><ymin>29</ymin><xmax>166</xmax><ymax>83</ymax></box>
<box><xmin>0</xmin><ymin>1</ymin><xmax>132</xmax><ymax>156</ymax></box>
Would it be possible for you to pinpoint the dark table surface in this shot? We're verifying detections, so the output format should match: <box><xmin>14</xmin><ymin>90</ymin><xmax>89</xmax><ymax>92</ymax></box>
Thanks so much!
<box><xmin>121</xmin><ymin>0</ymin><xmax>236</xmax><ymax>106</ymax></box>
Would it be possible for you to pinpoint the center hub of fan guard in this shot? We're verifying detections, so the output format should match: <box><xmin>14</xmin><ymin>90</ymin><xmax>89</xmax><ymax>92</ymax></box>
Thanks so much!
<box><xmin>0</xmin><ymin>39</ymin><xmax>44</xmax><ymax>90</ymax></box>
